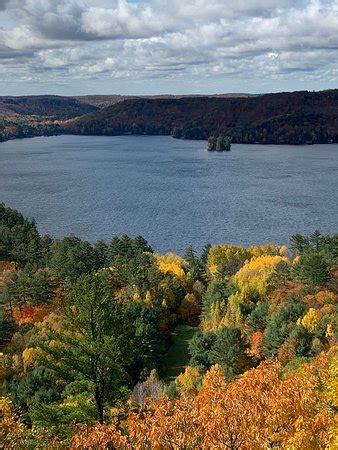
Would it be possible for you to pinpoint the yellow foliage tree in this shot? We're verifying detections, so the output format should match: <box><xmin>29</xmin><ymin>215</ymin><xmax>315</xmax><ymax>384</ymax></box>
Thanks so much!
<box><xmin>155</xmin><ymin>253</ymin><xmax>186</xmax><ymax>279</ymax></box>
<box><xmin>176</xmin><ymin>366</ymin><xmax>202</xmax><ymax>397</ymax></box>
<box><xmin>22</xmin><ymin>347</ymin><xmax>41</xmax><ymax>373</ymax></box>
<box><xmin>297</xmin><ymin>307</ymin><xmax>322</xmax><ymax>332</ymax></box>
<box><xmin>0</xmin><ymin>396</ymin><xmax>26</xmax><ymax>448</ymax></box>
<box><xmin>234</xmin><ymin>254</ymin><xmax>290</xmax><ymax>297</ymax></box>
<box><xmin>223</xmin><ymin>292</ymin><xmax>244</xmax><ymax>328</ymax></box>
<box><xmin>249</xmin><ymin>243</ymin><xmax>287</xmax><ymax>257</ymax></box>
<box><xmin>201</xmin><ymin>300</ymin><xmax>226</xmax><ymax>331</ymax></box>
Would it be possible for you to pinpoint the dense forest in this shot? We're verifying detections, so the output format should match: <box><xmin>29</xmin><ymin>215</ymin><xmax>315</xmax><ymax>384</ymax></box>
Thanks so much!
<box><xmin>1</xmin><ymin>90</ymin><xmax>337</xmax><ymax>145</ymax></box>
<box><xmin>0</xmin><ymin>96</ymin><xmax>97</xmax><ymax>143</ymax></box>
<box><xmin>0</xmin><ymin>203</ymin><xmax>337</xmax><ymax>448</ymax></box>
<box><xmin>0</xmin><ymin>93</ymin><xmax>248</xmax><ymax>143</ymax></box>
<box><xmin>67</xmin><ymin>90</ymin><xmax>338</xmax><ymax>145</ymax></box>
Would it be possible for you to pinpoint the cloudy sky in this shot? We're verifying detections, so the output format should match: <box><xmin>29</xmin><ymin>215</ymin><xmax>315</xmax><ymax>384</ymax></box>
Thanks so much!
<box><xmin>0</xmin><ymin>0</ymin><xmax>337</xmax><ymax>95</ymax></box>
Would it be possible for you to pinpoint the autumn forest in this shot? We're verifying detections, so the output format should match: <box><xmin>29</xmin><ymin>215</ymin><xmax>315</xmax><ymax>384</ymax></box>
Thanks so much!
<box><xmin>0</xmin><ymin>203</ymin><xmax>337</xmax><ymax>449</ymax></box>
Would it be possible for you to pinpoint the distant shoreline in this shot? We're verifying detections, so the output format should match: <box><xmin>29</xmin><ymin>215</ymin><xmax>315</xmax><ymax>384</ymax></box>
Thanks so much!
<box><xmin>1</xmin><ymin>89</ymin><xmax>337</xmax><ymax>146</ymax></box>
<box><xmin>1</xmin><ymin>132</ymin><xmax>337</xmax><ymax>147</ymax></box>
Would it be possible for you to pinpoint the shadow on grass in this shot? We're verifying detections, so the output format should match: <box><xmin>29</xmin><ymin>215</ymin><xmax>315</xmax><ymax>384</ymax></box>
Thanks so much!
<box><xmin>160</xmin><ymin>324</ymin><xmax>198</xmax><ymax>383</ymax></box>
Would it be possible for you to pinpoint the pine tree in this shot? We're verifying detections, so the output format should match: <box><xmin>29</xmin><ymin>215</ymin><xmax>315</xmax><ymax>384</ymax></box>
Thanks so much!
<box><xmin>37</xmin><ymin>271</ymin><xmax>135</xmax><ymax>423</ymax></box>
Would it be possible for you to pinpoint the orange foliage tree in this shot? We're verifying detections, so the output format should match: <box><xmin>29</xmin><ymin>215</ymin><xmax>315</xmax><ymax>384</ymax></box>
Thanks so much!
<box><xmin>71</xmin><ymin>348</ymin><xmax>337</xmax><ymax>450</ymax></box>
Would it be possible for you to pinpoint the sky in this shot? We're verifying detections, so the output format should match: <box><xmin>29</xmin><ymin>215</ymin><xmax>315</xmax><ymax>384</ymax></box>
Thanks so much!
<box><xmin>0</xmin><ymin>0</ymin><xmax>337</xmax><ymax>96</ymax></box>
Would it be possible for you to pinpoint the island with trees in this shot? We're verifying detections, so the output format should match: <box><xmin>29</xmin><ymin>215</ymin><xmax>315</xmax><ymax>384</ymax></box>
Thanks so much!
<box><xmin>0</xmin><ymin>203</ymin><xmax>337</xmax><ymax>448</ymax></box>
<box><xmin>207</xmin><ymin>135</ymin><xmax>231</xmax><ymax>151</ymax></box>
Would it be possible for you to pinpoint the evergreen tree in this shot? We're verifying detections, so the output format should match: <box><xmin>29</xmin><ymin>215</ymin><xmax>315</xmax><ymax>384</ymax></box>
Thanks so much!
<box><xmin>10</xmin><ymin>367</ymin><xmax>59</xmax><ymax>413</ymax></box>
<box><xmin>1</xmin><ymin>268</ymin><xmax>55</xmax><ymax>308</ymax></box>
<box><xmin>184</xmin><ymin>246</ymin><xmax>203</xmax><ymax>279</ymax></box>
<box><xmin>290</xmin><ymin>234</ymin><xmax>310</xmax><ymax>255</ymax></box>
<box><xmin>201</xmin><ymin>279</ymin><xmax>231</xmax><ymax>319</ymax></box>
<box><xmin>208</xmin><ymin>327</ymin><xmax>250</xmax><ymax>378</ymax></box>
<box><xmin>246</xmin><ymin>301</ymin><xmax>269</xmax><ymax>333</ymax></box>
<box><xmin>0</xmin><ymin>203</ymin><xmax>43</xmax><ymax>266</ymax></box>
<box><xmin>0</xmin><ymin>305</ymin><xmax>14</xmax><ymax>348</ymax></box>
<box><xmin>37</xmin><ymin>271</ymin><xmax>135</xmax><ymax>423</ymax></box>
<box><xmin>106</xmin><ymin>235</ymin><xmax>152</xmax><ymax>265</ymax></box>
<box><xmin>189</xmin><ymin>331</ymin><xmax>216</xmax><ymax>367</ymax></box>
<box><xmin>289</xmin><ymin>325</ymin><xmax>313</xmax><ymax>357</ymax></box>
<box><xmin>293</xmin><ymin>251</ymin><xmax>332</xmax><ymax>289</ymax></box>
<box><xmin>48</xmin><ymin>236</ymin><xmax>101</xmax><ymax>282</ymax></box>
<box><xmin>262</xmin><ymin>298</ymin><xmax>305</xmax><ymax>357</ymax></box>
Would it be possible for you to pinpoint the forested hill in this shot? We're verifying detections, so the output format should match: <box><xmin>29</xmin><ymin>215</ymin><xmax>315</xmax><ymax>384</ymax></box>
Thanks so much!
<box><xmin>0</xmin><ymin>93</ymin><xmax>251</xmax><ymax>142</ymax></box>
<box><xmin>0</xmin><ymin>95</ymin><xmax>98</xmax><ymax>119</ymax></box>
<box><xmin>66</xmin><ymin>89</ymin><xmax>338</xmax><ymax>145</ymax></box>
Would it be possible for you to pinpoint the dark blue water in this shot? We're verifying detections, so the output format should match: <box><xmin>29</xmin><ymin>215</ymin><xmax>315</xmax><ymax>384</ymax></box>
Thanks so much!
<box><xmin>0</xmin><ymin>135</ymin><xmax>337</xmax><ymax>253</ymax></box>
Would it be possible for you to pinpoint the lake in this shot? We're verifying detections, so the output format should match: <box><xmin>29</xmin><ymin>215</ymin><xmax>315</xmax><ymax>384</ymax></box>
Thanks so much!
<box><xmin>0</xmin><ymin>135</ymin><xmax>337</xmax><ymax>253</ymax></box>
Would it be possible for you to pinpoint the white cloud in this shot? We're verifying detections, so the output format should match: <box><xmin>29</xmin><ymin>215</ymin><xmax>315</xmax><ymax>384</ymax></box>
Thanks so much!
<box><xmin>0</xmin><ymin>0</ymin><xmax>337</xmax><ymax>93</ymax></box>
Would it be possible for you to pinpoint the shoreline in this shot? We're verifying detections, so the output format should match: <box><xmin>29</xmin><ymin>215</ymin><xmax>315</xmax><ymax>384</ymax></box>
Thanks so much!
<box><xmin>1</xmin><ymin>131</ymin><xmax>337</xmax><ymax>146</ymax></box>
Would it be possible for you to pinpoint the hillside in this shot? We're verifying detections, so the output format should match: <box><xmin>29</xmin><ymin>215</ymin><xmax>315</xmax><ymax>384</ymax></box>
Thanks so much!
<box><xmin>0</xmin><ymin>95</ymin><xmax>99</xmax><ymax>142</ymax></box>
<box><xmin>67</xmin><ymin>90</ymin><xmax>338</xmax><ymax>145</ymax></box>
<box><xmin>1</xmin><ymin>90</ymin><xmax>337</xmax><ymax>144</ymax></box>
<box><xmin>75</xmin><ymin>93</ymin><xmax>254</xmax><ymax>108</ymax></box>
<box><xmin>0</xmin><ymin>93</ymin><xmax>253</xmax><ymax>142</ymax></box>
<box><xmin>0</xmin><ymin>203</ymin><xmax>337</xmax><ymax>448</ymax></box>
<box><xmin>0</xmin><ymin>95</ymin><xmax>98</xmax><ymax>119</ymax></box>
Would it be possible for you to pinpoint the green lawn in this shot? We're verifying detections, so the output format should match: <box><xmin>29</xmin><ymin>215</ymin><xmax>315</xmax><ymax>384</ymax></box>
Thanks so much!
<box><xmin>160</xmin><ymin>324</ymin><xmax>198</xmax><ymax>382</ymax></box>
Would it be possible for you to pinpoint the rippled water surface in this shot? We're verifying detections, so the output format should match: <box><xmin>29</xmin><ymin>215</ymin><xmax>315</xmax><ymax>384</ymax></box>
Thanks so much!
<box><xmin>0</xmin><ymin>135</ymin><xmax>337</xmax><ymax>252</ymax></box>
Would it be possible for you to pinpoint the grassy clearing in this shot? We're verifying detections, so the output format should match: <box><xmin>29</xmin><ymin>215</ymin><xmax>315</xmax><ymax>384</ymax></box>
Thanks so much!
<box><xmin>160</xmin><ymin>324</ymin><xmax>198</xmax><ymax>382</ymax></box>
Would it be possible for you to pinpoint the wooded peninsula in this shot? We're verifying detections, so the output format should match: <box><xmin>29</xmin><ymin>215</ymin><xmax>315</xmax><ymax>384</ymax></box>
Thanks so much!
<box><xmin>1</xmin><ymin>89</ymin><xmax>337</xmax><ymax>145</ymax></box>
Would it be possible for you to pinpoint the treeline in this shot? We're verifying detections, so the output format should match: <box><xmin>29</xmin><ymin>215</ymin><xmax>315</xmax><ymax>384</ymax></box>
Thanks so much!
<box><xmin>0</xmin><ymin>204</ymin><xmax>337</xmax><ymax>448</ymax></box>
<box><xmin>0</xmin><ymin>96</ymin><xmax>97</xmax><ymax>119</ymax></box>
<box><xmin>1</xmin><ymin>90</ymin><xmax>337</xmax><ymax>145</ymax></box>
<box><xmin>0</xmin><ymin>95</ymin><xmax>97</xmax><ymax>143</ymax></box>
<box><xmin>67</xmin><ymin>90</ymin><xmax>338</xmax><ymax>145</ymax></box>
<box><xmin>0</xmin><ymin>117</ymin><xmax>63</xmax><ymax>143</ymax></box>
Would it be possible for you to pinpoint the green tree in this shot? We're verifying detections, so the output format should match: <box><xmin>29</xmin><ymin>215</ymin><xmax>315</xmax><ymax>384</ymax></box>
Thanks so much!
<box><xmin>0</xmin><ymin>203</ymin><xmax>43</xmax><ymax>266</ymax></box>
<box><xmin>290</xmin><ymin>231</ymin><xmax>338</xmax><ymax>263</ymax></box>
<box><xmin>289</xmin><ymin>325</ymin><xmax>313</xmax><ymax>357</ymax></box>
<box><xmin>215</xmin><ymin>135</ymin><xmax>231</xmax><ymax>151</ymax></box>
<box><xmin>246</xmin><ymin>301</ymin><xmax>269</xmax><ymax>333</ymax></box>
<box><xmin>125</xmin><ymin>302</ymin><xmax>166</xmax><ymax>380</ymax></box>
<box><xmin>184</xmin><ymin>246</ymin><xmax>203</xmax><ymax>280</ymax></box>
<box><xmin>207</xmin><ymin>136</ymin><xmax>217</xmax><ymax>151</ymax></box>
<box><xmin>1</xmin><ymin>268</ymin><xmax>55</xmax><ymax>309</ymax></box>
<box><xmin>262</xmin><ymin>298</ymin><xmax>305</xmax><ymax>357</ymax></box>
<box><xmin>293</xmin><ymin>251</ymin><xmax>332</xmax><ymax>289</ymax></box>
<box><xmin>0</xmin><ymin>305</ymin><xmax>14</xmax><ymax>348</ymax></box>
<box><xmin>93</xmin><ymin>240</ymin><xmax>108</xmax><ymax>268</ymax></box>
<box><xmin>189</xmin><ymin>331</ymin><xmax>216</xmax><ymax>367</ymax></box>
<box><xmin>48</xmin><ymin>236</ymin><xmax>102</xmax><ymax>282</ymax></box>
<box><xmin>10</xmin><ymin>367</ymin><xmax>59</xmax><ymax>413</ymax></box>
<box><xmin>201</xmin><ymin>279</ymin><xmax>234</xmax><ymax>319</ymax></box>
<box><xmin>208</xmin><ymin>327</ymin><xmax>250</xmax><ymax>378</ymax></box>
<box><xmin>105</xmin><ymin>235</ymin><xmax>152</xmax><ymax>265</ymax></box>
<box><xmin>290</xmin><ymin>234</ymin><xmax>310</xmax><ymax>255</ymax></box>
<box><xmin>111</xmin><ymin>252</ymin><xmax>162</xmax><ymax>299</ymax></box>
<box><xmin>37</xmin><ymin>271</ymin><xmax>135</xmax><ymax>423</ymax></box>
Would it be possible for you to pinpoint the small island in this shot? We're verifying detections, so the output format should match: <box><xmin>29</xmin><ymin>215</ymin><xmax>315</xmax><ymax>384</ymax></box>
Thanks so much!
<box><xmin>208</xmin><ymin>134</ymin><xmax>231</xmax><ymax>151</ymax></box>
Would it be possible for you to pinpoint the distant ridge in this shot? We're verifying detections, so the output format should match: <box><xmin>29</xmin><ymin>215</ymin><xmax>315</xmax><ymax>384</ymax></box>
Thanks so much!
<box><xmin>0</xmin><ymin>93</ymin><xmax>255</xmax><ymax>115</ymax></box>
<box><xmin>75</xmin><ymin>93</ymin><xmax>256</xmax><ymax>108</ymax></box>
<box><xmin>1</xmin><ymin>90</ymin><xmax>337</xmax><ymax>145</ymax></box>
<box><xmin>66</xmin><ymin>89</ymin><xmax>338</xmax><ymax>145</ymax></box>
<box><xmin>0</xmin><ymin>95</ymin><xmax>98</xmax><ymax>119</ymax></box>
